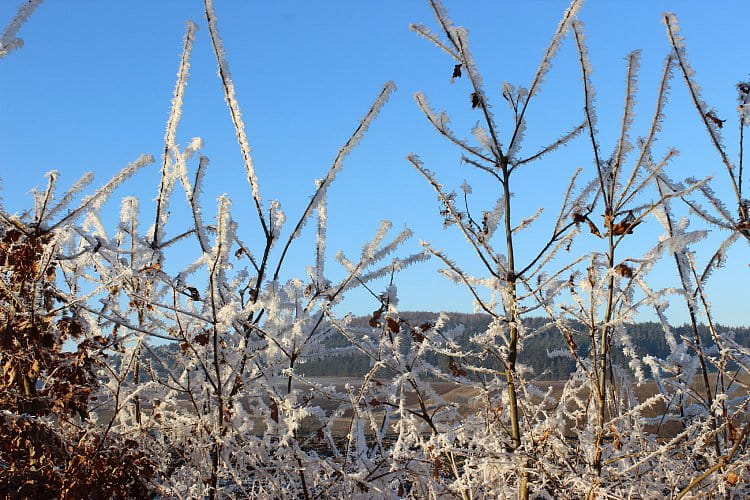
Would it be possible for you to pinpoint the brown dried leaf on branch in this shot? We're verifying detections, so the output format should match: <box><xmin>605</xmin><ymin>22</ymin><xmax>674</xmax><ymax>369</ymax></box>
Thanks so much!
<box><xmin>587</xmin><ymin>219</ymin><xmax>603</xmax><ymax>238</ymax></box>
<box><xmin>184</xmin><ymin>286</ymin><xmax>201</xmax><ymax>301</ymax></box>
<box><xmin>368</xmin><ymin>307</ymin><xmax>384</xmax><ymax>327</ymax></box>
<box><xmin>386</xmin><ymin>316</ymin><xmax>401</xmax><ymax>333</ymax></box>
<box><xmin>614</xmin><ymin>263</ymin><xmax>634</xmax><ymax>278</ymax></box>
<box><xmin>705</xmin><ymin>110</ymin><xmax>726</xmax><ymax>128</ymax></box>
<box><xmin>606</xmin><ymin>211</ymin><xmax>641</xmax><ymax>236</ymax></box>
<box><xmin>610</xmin><ymin>220</ymin><xmax>642</xmax><ymax>236</ymax></box>
<box><xmin>448</xmin><ymin>357</ymin><xmax>467</xmax><ymax>377</ymax></box>
<box><xmin>470</xmin><ymin>92</ymin><xmax>481</xmax><ymax>109</ymax></box>
<box><xmin>410</xmin><ymin>327</ymin><xmax>426</xmax><ymax>343</ymax></box>
<box><xmin>1</xmin><ymin>226</ymin><xmax>155</xmax><ymax>498</ymax></box>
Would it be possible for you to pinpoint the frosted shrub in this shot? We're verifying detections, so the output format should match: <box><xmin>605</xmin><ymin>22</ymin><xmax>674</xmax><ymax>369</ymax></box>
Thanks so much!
<box><xmin>2</xmin><ymin>0</ymin><xmax>749</xmax><ymax>498</ymax></box>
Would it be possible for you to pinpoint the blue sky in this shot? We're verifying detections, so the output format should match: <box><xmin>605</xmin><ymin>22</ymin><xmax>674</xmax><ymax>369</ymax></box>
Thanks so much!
<box><xmin>1</xmin><ymin>1</ymin><xmax>748</xmax><ymax>325</ymax></box>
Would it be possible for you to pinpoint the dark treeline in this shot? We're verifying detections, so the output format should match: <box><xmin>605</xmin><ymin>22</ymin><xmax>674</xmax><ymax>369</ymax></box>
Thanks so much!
<box><xmin>297</xmin><ymin>312</ymin><xmax>750</xmax><ymax>380</ymax></box>
<box><xmin>140</xmin><ymin>312</ymin><xmax>748</xmax><ymax>381</ymax></box>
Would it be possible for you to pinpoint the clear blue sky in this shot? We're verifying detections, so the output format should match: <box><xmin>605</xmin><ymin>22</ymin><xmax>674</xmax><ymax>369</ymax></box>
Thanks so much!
<box><xmin>1</xmin><ymin>1</ymin><xmax>748</xmax><ymax>325</ymax></box>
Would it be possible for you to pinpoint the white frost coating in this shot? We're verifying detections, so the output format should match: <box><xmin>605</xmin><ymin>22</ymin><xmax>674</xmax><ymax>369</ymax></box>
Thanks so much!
<box><xmin>619</xmin><ymin>330</ymin><xmax>646</xmax><ymax>383</ymax></box>
<box><xmin>453</xmin><ymin>28</ymin><xmax>499</xmax><ymax>137</ymax></box>
<box><xmin>269</xmin><ymin>199</ymin><xmax>285</xmax><ymax>238</ymax></box>
<box><xmin>437</xmin><ymin>267</ymin><xmax>463</xmax><ymax>285</ymax></box>
<box><xmin>740</xmin><ymin>85</ymin><xmax>750</xmax><ymax>126</ymax></box>
<box><xmin>695</xmin><ymin>181</ymin><xmax>735</xmax><ymax>223</ymax></box>
<box><xmin>512</xmin><ymin>207</ymin><xmax>543</xmax><ymax>234</ymax></box>
<box><xmin>620</xmin><ymin>54</ymin><xmax>675</xmax><ymax>207</ymax></box>
<box><xmin>622</xmin><ymin>149</ymin><xmax>680</xmax><ymax>210</ymax></box>
<box><xmin>204</xmin><ymin>0</ymin><xmax>263</xmax><ymax>210</ymax></box>
<box><xmin>286</xmin><ymin>82</ymin><xmax>395</xmax><ymax>246</ymax></box>
<box><xmin>572</xmin><ymin>20</ymin><xmax>597</xmax><ymax>131</ymax></box>
<box><xmin>662</xmin><ymin>230</ymin><xmax>707</xmax><ymax>255</ymax></box>
<box><xmin>506</xmin><ymin>115</ymin><xmax>526</xmax><ymax>161</ymax></box>
<box><xmin>339</xmin><ymin>252</ymin><xmax>429</xmax><ymax>294</ymax></box>
<box><xmin>164</xmin><ymin>22</ymin><xmax>198</xmax><ymax>162</ymax></box>
<box><xmin>216</xmin><ymin>303</ymin><xmax>237</xmax><ymax>329</ymax></box>
<box><xmin>701</xmin><ymin>231</ymin><xmax>741</xmax><ymax>284</ymax></box>
<box><xmin>362</xmin><ymin>220</ymin><xmax>392</xmax><ymax>260</ymax></box>
<box><xmin>553</xmin><ymin>167</ymin><xmax>583</xmax><ymax>231</ymax></box>
<box><xmin>327</xmin><ymin>82</ymin><xmax>395</xmax><ymax>188</ymax></box>
<box><xmin>506</xmin><ymin>0</ymin><xmax>583</xmax><ymax>156</ymax></box>
<box><xmin>390</xmin><ymin>252</ymin><xmax>430</xmax><ymax>272</ymax></box>
<box><xmin>21</xmin><ymin>1</ymin><xmax>746</xmax><ymax>495</ymax></box>
<box><xmin>0</xmin><ymin>0</ymin><xmax>44</xmax><ymax>59</ymax></box>
<box><xmin>663</xmin><ymin>13</ymin><xmax>735</xmax><ymax>174</ymax></box>
<box><xmin>119</xmin><ymin>196</ymin><xmax>140</xmax><ymax>233</ymax></box>
<box><xmin>527</xmin><ymin>0</ymin><xmax>583</xmax><ymax>100</ymax></box>
<box><xmin>611</xmin><ymin>50</ymin><xmax>640</xmax><ymax>183</ymax></box>
<box><xmin>408</xmin><ymin>23</ymin><xmax>459</xmax><ymax>60</ymax></box>
<box><xmin>482</xmin><ymin>195</ymin><xmax>506</xmax><ymax>240</ymax></box>
<box><xmin>427</xmin><ymin>0</ymin><xmax>454</xmax><ymax>34</ymax></box>
<box><xmin>471</xmin><ymin>123</ymin><xmax>495</xmax><ymax>155</ymax></box>
<box><xmin>414</xmin><ymin>92</ymin><xmax>486</xmax><ymax>158</ymax></box>
<box><xmin>372</xmin><ymin>227</ymin><xmax>412</xmax><ymax>262</ymax></box>
<box><xmin>152</xmin><ymin>160</ymin><xmax>179</xmax><ymax>245</ymax></box>
<box><xmin>517</xmin><ymin>121</ymin><xmax>586</xmax><ymax>168</ymax></box>
<box><xmin>409</xmin><ymin>154</ymin><xmax>499</xmax><ymax>266</ymax></box>
<box><xmin>183</xmin><ymin>137</ymin><xmax>203</xmax><ymax>158</ymax></box>
<box><xmin>53</xmin><ymin>154</ymin><xmax>154</xmax><ymax>229</ymax></box>
<box><xmin>44</xmin><ymin>172</ymin><xmax>95</xmax><ymax>222</ymax></box>
<box><xmin>91</xmin><ymin>155</ymin><xmax>155</xmax><ymax>214</ymax></box>
<box><xmin>189</xmin><ymin>155</ymin><xmax>211</xmax><ymax>253</ymax></box>
<box><xmin>156</xmin><ymin>19</ymin><xmax>198</xmax><ymax>249</ymax></box>
<box><xmin>315</xmin><ymin>191</ymin><xmax>326</xmax><ymax>287</ymax></box>
<box><xmin>32</xmin><ymin>170</ymin><xmax>57</xmax><ymax>225</ymax></box>
<box><xmin>173</xmin><ymin>137</ymin><xmax>203</xmax><ymax>197</ymax></box>
<box><xmin>212</xmin><ymin>195</ymin><xmax>235</xmax><ymax>267</ymax></box>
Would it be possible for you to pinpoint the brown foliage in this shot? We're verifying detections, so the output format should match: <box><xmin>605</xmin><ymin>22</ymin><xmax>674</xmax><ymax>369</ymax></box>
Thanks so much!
<box><xmin>385</xmin><ymin>316</ymin><xmax>401</xmax><ymax>334</ymax></box>
<box><xmin>614</xmin><ymin>263</ymin><xmax>634</xmax><ymax>278</ymax></box>
<box><xmin>470</xmin><ymin>92</ymin><xmax>481</xmax><ymax>109</ymax></box>
<box><xmin>705</xmin><ymin>110</ymin><xmax>726</xmax><ymax>128</ymax></box>
<box><xmin>447</xmin><ymin>357</ymin><xmax>467</xmax><ymax>378</ymax></box>
<box><xmin>0</xmin><ymin>414</ymin><xmax>155</xmax><ymax>499</ymax></box>
<box><xmin>0</xmin><ymin>226</ymin><xmax>156</xmax><ymax>498</ymax></box>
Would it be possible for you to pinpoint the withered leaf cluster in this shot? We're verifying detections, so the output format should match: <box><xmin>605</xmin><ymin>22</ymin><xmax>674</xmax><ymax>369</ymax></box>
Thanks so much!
<box><xmin>1</xmin><ymin>228</ymin><xmax>155</xmax><ymax>498</ymax></box>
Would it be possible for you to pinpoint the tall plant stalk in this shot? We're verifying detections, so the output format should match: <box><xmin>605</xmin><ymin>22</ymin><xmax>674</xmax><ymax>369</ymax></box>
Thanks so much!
<box><xmin>410</xmin><ymin>1</ymin><xmax>586</xmax><ymax>495</ymax></box>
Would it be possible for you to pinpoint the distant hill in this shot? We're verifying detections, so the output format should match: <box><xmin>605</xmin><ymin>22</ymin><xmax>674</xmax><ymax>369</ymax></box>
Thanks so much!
<box><xmin>298</xmin><ymin>312</ymin><xmax>750</xmax><ymax>380</ymax></box>
<box><xmin>138</xmin><ymin>312</ymin><xmax>749</xmax><ymax>381</ymax></box>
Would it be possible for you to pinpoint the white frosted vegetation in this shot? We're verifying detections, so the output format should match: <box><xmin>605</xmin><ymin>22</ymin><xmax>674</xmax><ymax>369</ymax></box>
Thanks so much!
<box><xmin>0</xmin><ymin>0</ymin><xmax>43</xmax><ymax>59</ymax></box>
<box><xmin>2</xmin><ymin>1</ymin><xmax>750</xmax><ymax>499</ymax></box>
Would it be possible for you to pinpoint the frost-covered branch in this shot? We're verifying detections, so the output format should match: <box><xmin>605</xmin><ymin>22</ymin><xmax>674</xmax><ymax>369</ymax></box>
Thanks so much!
<box><xmin>0</xmin><ymin>0</ymin><xmax>44</xmax><ymax>59</ymax></box>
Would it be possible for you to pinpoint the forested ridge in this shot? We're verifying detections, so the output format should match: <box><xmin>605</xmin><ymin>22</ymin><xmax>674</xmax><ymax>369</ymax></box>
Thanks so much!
<box><xmin>277</xmin><ymin>313</ymin><xmax>750</xmax><ymax>379</ymax></box>
<box><xmin>140</xmin><ymin>312</ymin><xmax>749</xmax><ymax>380</ymax></box>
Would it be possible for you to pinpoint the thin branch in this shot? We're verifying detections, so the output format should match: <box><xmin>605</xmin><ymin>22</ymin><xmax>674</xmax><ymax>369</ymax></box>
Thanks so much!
<box><xmin>204</xmin><ymin>0</ymin><xmax>269</xmax><ymax>237</ymax></box>
<box><xmin>273</xmin><ymin>81</ymin><xmax>395</xmax><ymax>281</ymax></box>
<box><xmin>512</xmin><ymin>122</ymin><xmax>586</xmax><ymax>169</ymax></box>
<box><xmin>663</xmin><ymin>13</ymin><xmax>741</xmax><ymax>203</ymax></box>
